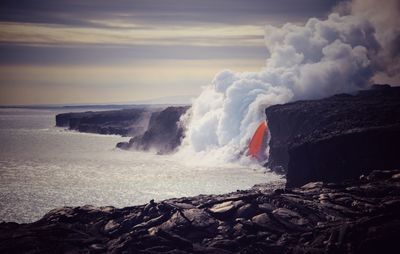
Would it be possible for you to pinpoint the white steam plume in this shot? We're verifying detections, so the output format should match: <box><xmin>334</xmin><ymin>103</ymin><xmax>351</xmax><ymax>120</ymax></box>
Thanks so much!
<box><xmin>176</xmin><ymin>0</ymin><xmax>400</xmax><ymax>166</ymax></box>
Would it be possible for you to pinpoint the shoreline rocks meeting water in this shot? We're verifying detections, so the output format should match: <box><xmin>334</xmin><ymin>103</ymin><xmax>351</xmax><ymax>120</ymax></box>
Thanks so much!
<box><xmin>56</xmin><ymin>106</ymin><xmax>189</xmax><ymax>154</ymax></box>
<box><xmin>13</xmin><ymin>84</ymin><xmax>397</xmax><ymax>253</ymax></box>
<box><xmin>1</xmin><ymin>170</ymin><xmax>399</xmax><ymax>253</ymax></box>
<box><xmin>56</xmin><ymin>107</ymin><xmax>156</xmax><ymax>137</ymax></box>
<box><xmin>55</xmin><ymin>85</ymin><xmax>400</xmax><ymax>186</ymax></box>
<box><xmin>116</xmin><ymin>106</ymin><xmax>189</xmax><ymax>154</ymax></box>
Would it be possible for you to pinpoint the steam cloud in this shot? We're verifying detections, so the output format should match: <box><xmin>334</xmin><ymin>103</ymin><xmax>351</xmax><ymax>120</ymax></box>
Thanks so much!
<box><xmin>177</xmin><ymin>0</ymin><xmax>400</xmax><ymax>165</ymax></box>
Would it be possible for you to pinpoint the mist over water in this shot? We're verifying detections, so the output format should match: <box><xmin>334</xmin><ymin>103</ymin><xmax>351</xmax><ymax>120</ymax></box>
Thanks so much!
<box><xmin>0</xmin><ymin>108</ymin><xmax>281</xmax><ymax>223</ymax></box>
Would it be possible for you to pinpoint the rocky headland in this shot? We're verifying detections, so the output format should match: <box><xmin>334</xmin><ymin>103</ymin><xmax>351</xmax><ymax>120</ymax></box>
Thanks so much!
<box><xmin>266</xmin><ymin>85</ymin><xmax>400</xmax><ymax>187</ymax></box>
<box><xmin>116</xmin><ymin>106</ymin><xmax>189</xmax><ymax>154</ymax></box>
<box><xmin>56</xmin><ymin>108</ymin><xmax>156</xmax><ymax>137</ymax></box>
<box><xmin>56</xmin><ymin>106</ymin><xmax>189</xmax><ymax>154</ymax></box>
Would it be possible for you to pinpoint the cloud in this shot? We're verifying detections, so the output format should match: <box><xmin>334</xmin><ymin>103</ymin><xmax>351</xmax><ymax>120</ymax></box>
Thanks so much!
<box><xmin>0</xmin><ymin>0</ymin><xmax>341</xmax><ymax>27</ymax></box>
<box><xmin>350</xmin><ymin>0</ymin><xmax>400</xmax><ymax>82</ymax></box>
<box><xmin>0</xmin><ymin>22</ymin><xmax>264</xmax><ymax>47</ymax></box>
<box><xmin>177</xmin><ymin>0</ymin><xmax>399</xmax><ymax>166</ymax></box>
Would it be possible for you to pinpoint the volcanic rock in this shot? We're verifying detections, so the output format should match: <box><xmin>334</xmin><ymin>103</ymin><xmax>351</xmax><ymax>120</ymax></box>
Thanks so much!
<box><xmin>120</xmin><ymin>106</ymin><xmax>189</xmax><ymax>153</ymax></box>
<box><xmin>1</xmin><ymin>170</ymin><xmax>400</xmax><ymax>253</ymax></box>
<box><xmin>266</xmin><ymin>85</ymin><xmax>400</xmax><ymax>187</ymax></box>
<box><xmin>56</xmin><ymin>106</ymin><xmax>189</xmax><ymax>154</ymax></box>
<box><xmin>56</xmin><ymin>107</ymin><xmax>154</xmax><ymax>137</ymax></box>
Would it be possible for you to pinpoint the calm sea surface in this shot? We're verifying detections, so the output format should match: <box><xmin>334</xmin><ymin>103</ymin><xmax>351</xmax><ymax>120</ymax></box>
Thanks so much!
<box><xmin>0</xmin><ymin>108</ymin><xmax>280</xmax><ymax>223</ymax></box>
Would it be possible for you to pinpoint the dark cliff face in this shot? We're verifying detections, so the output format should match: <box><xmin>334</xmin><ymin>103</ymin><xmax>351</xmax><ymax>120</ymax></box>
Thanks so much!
<box><xmin>266</xmin><ymin>85</ymin><xmax>400</xmax><ymax>187</ymax></box>
<box><xmin>56</xmin><ymin>106</ymin><xmax>189</xmax><ymax>154</ymax></box>
<box><xmin>117</xmin><ymin>106</ymin><xmax>189</xmax><ymax>154</ymax></box>
<box><xmin>55</xmin><ymin>108</ymin><xmax>154</xmax><ymax>137</ymax></box>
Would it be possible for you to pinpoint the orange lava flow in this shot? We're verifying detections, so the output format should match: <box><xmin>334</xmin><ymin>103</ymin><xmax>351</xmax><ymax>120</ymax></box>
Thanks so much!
<box><xmin>248</xmin><ymin>121</ymin><xmax>268</xmax><ymax>160</ymax></box>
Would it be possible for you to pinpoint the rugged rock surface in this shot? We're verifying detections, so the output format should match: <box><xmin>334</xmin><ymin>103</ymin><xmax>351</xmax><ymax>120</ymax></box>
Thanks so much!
<box><xmin>1</xmin><ymin>170</ymin><xmax>400</xmax><ymax>253</ymax></box>
<box><xmin>56</xmin><ymin>108</ymin><xmax>156</xmax><ymax>137</ymax></box>
<box><xmin>117</xmin><ymin>106</ymin><xmax>189</xmax><ymax>154</ymax></box>
<box><xmin>266</xmin><ymin>85</ymin><xmax>400</xmax><ymax>187</ymax></box>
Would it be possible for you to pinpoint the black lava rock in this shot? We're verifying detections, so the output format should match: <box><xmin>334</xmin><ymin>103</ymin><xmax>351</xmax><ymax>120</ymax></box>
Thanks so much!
<box><xmin>56</xmin><ymin>108</ymin><xmax>154</xmax><ymax>137</ymax></box>
<box><xmin>265</xmin><ymin>85</ymin><xmax>400</xmax><ymax>187</ymax></box>
<box><xmin>122</xmin><ymin>106</ymin><xmax>189</xmax><ymax>154</ymax></box>
<box><xmin>1</xmin><ymin>170</ymin><xmax>400</xmax><ymax>253</ymax></box>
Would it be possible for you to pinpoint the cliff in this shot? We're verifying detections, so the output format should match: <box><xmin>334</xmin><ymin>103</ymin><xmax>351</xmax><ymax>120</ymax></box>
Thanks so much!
<box><xmin>1</xmin><ymin>170</ymin><xmax>399</xmax><ymax>253</ymax></box>
<box><xmin>56</xmin><ymin>108</ymin><xmax>155</xmax><ymax>137</ymax></box>
<box><xmin>56</xmin><ymin>106</ymin><xmax>188</xmax><ymax>154</ymax></box>
<box><xmin>266</xmin><ymin>85</ymin><xmax>400</xmax><ymax>187</ymax></box>
<box><xmin>117</xmin><ymin>106</ymin><xmax>189</xmax><ymax>154</ymax></box>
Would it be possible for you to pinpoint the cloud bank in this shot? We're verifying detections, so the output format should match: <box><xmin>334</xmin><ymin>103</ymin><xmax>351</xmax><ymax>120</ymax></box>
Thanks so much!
<box><xmin>176</xmin><ymin>0</ymin><xmax>400</xmax><ymax>166</ymax></box>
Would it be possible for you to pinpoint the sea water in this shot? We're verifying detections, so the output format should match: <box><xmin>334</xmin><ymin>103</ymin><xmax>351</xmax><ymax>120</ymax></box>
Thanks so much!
<box><xmin>0</xmin><ymin>107</ymin><xmax>281</xmax><ymax>223</ymax></box>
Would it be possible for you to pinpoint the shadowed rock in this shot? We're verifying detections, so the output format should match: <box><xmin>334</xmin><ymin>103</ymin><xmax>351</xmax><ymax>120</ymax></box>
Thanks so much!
<box><xmin>56</xmin><ymin>106</ymin><xmax>189</xmax><ymax>154</ymax></box>
<box><xmin>117</xmin><ymin>106</ymin><xmax>189</xmax><ymax>154</ymax></box>
<box><xmin>56</xmin><ymin>108</ymin><xmax>155</xmax><ymax>137</ymax></box>
<box><xmin>266</xmin><ymin>85</ymin><xmax>400</xmax><ymax>187</ymax></box>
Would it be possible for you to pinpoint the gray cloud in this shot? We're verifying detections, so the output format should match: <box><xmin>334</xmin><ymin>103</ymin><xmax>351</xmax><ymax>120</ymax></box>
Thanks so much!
<box><xmin>0</xmin><ymin>0</ymin><xmax>343</xmax><ymax>65</ymax></box>
<box><xmin>1</xmin><ymin>0</ymin><xmax>342</xmax><ymax>27</ymax></box>
<box><xmin>0</xmin><ymin>44</ymin><xmax>267</xmax><ymax>65</ymax></box>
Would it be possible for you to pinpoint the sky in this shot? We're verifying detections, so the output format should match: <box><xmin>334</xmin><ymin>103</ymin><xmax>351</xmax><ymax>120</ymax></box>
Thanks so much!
<box><xmin>0</xmin><ymin>0</ymin><xmax>343</xmax><ymax>105</ymax></box>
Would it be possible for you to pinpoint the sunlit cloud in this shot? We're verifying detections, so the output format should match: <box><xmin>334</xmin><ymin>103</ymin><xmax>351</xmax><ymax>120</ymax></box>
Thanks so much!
<box><xmin>0</xmin><ymin>22</ymin><xmax>264</xmax><ymax>47</ymax></box>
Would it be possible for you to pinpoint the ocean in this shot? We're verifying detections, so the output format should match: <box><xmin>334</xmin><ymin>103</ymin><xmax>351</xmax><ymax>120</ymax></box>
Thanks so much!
<box><xmin>0</xmin><ymin>107</ymin><xmax>281</xmax><ymax>223</ymax></box>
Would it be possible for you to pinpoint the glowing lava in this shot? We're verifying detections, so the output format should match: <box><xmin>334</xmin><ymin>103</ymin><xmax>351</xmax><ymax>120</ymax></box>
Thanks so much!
<box><xmin>248</xmin><ymin>121</ymin><xmax>269</xmax><ymax>161</ymax></box>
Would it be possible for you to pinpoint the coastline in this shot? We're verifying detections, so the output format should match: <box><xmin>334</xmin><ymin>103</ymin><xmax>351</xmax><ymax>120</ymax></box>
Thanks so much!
<box><xmin>2</xmin><ymin>86</ymin><xmax>400</xmax><ymax>252</ymax></box>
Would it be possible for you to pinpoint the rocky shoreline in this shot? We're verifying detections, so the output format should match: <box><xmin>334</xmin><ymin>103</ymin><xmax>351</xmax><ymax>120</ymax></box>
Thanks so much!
<box><xmin>116</xmin><ymin>106</ymin><xmax>189</xmax><ymax>154</ymax></box>
<box><xmin>1</xmin><ymin>170</ymin><xmax>399</xmax><ymax>253</ymax></box>
<box><xmin>55</xmin><ymin>108</ymin><xmax>155</xmax><ymax>137</ymax></box>
<box><xmin>56</xmin><ymin>106</ymin><xmax>189</xmax><ymax>154</ymax></box>
<box><xmin>56</xmin><ymin>85</ymin><xmax>400</xmax><ymax>181</ymax></box>
<box><xmin>19</xmin><ymin>85</ymin><xmax>398</xmax><ymax>253</ymax></box>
